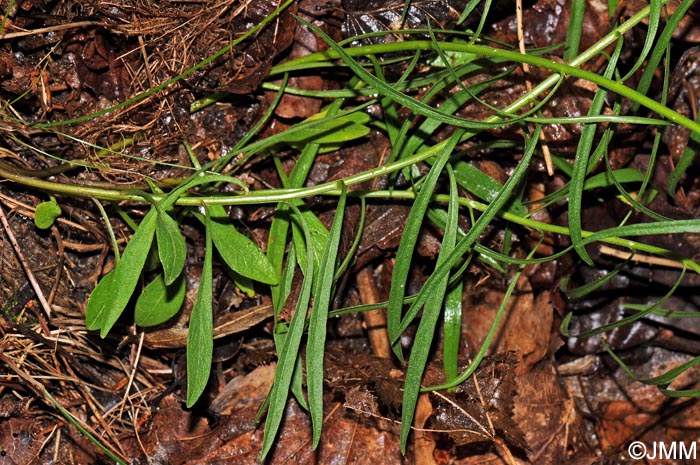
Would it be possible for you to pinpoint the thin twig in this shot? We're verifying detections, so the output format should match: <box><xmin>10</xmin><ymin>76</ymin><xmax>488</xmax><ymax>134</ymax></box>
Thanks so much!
<box><xmin>517</xmin><ymin>0</ymin><xmax>554</xmax><ymax>175</ymax></box>
<box><xmin>598</xmin><ymin>244</ymin><xmax>687</xmax><ymax>269</ymax></box>
<box><xmin>357</xmin><ymin>266</ymin><xmax>392</xmax><ymax>359</ymax></box>
<box><xmin>0</xmin><ymin>21</ymin><xmax>104</xmax><ymax>40</ymax></box>
<box><xmin>48</xmin><ymin>226</ymin><xmax>65</xmax><ymax>308</ymax></box>
<box><xmin>119</xmin><ymin>331</ymin><xmax>145</xmax><ymax>418</ymax></box>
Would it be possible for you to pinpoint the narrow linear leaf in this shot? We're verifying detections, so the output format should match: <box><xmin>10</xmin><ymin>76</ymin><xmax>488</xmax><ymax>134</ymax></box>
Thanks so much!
<box><xmin>602</xmin><ymin>339</ymin><xmax>700</xmax><ymax>397</ymax></box>
<box><xmin>307</xmin><ymin>185</ymin><xmax>347</xmax><ymax>448</ymax></box>
<box><xmin>561</xmin><ymin>267</ymin><xmax>685</xmax><ymax>339</ymax></box>
<box><xmin>443</xmin><ymin>280</ymin><xmax>463</xmax><ymax>384</ymax></box>
<box><xmin>260</xmin><ymin>207</ymin><xmax>315</xmax><ymax>460</ymax></box>
<box><xmin>569</xmin><ymin>38</ymin><xmax>622</xmax><ymax>266</ymax></box>
<box><xmin>273</xmin><ymin>240</ymin><xmax>298</xmax><ymax>320</ymax></box>
<box><xmin>230</xmin><ymin>102</ymin><xmax>367</xmax><ymax>163</ymax></box>
<box><xmin>453</xmin><ymin>161</ymin><xmax>527</xmax><ymax>216</ymax></box>
<box><xmin>280</xmin><ymin>109</ymin><xmax>370</xmax><ymax>144</ymax></box>
<box><xmin>86</xmin><ymin>209</ymin><xmax>157</xmax><ymax>337</ymax></box>
<box><xmin>291</xmin><ymin>354</ymin><xmax>309</xmax><ymax>411</ymax></box>
<box><xmin>559</xmin><ymin>264</ymin><xmax>624</xmax><ymax>299</ymax></box>
<box><xmin>602</xmin><ymin>149</ymin><xmax>669</xmax><ymax>222</ymax></box>
<box><xmin>268</xmin><ymin>204</ymin><xmax>292</xmax><ymax>311</ymax></box>
<box><xmin>633</xmin><ymin>0</ymin><xmax>695</xmax><ymax>112</ymax></box>
<box><xmin>667</xmin><ymin>112</ymin><xmax>700</xmax><ymax>198</ymax></box>
<box><xmin>290</xmin><ymin>207</ymin><xmax>329</xmax><ymax>276</ymax></box>
<box><xmin>528</xmin><ymin>167</ymin><xmax>648</xmax><ymax>213</ymax></box>
<box><xmin>387</xmin><ymin>130</ymin><xmax>464</xmax><ymax>361</ymax></box>
<box><xmin>186</xmin><ymin>212</ymin><xmax>214</xmax><ymax>407</ymax></box>
<box><xmin>208</xmin><ymin>205</ymin><xmax>278</xmax><ymax>285</ymax></box>
<box><xmin>442</xmin><ymin>169</ymin><xmax>463</xmax><ymax>385</ymax></box>
<box><xmin>580</xmin><ymin>220</ymin><xmax>700</xmax><ymax>247</ymax></box>
<box><xmin>426</xmin><ymin>253</ymin><xmax>535</xmax><ymax>394</ymax></box>
<box><xmin>154</xmin><ymin>207</ymin><xmax>187</xmax><ymax>285</ymax></box>
<box><xmin>299</xmin><ymin>18</ymin><xmax>520</xmax><ymax>131</ymax></box>
<box><xmin>621</xmin><ymin>0</ymin><xmax>659</xmax><ymax>80</ymax></box>
<box><xmin>269</xmin><ymin>104</ymin><xmax>332</xmax><ymax>308</ymax></box>
<box><xmin>563</xmin><ymin>0</ymin><xmax>585</xmax><ymax>61</ymax></box>
<box><xmin>43</xmin><ymin>389</ymin><xmax>128</xmax><ymax>465</ymax></box>
<box><xmin>400</xmin><ymin>166</ymin><xmax>460</xmax><ymax>451</ymax></box>
<box><xmin>135</xmin><ymin>274</ymin><xmax>186</xmax><ymax>327</ymax></box>
<box><xmin>291</xmin><ymin>120</ymin><xmax>369</xmax><ymax>146</ymax></box>
<box><xmin>394</xmin><ymin>126</ymin><xmax>541</xmax><ymax>340</ymax></box>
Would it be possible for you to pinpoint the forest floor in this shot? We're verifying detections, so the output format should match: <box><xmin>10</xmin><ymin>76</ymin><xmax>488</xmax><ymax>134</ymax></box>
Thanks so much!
<box><xmin>1</xmin><ymin>0</ymin><xmax>700</xmax><ymax>464</ymax></box>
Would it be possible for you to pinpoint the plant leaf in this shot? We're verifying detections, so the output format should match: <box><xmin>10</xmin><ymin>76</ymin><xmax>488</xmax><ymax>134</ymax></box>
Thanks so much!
<box><xmin>400</xmin><ymin>165</ymin><xmax>459</xmax><ymax>450</ymax></box>
<box><xmin>290</xmin><ymin>207</ymin><xmax>329</xmax><ymax>275</ymax></box>
<box><xmin>86</xmin><ymin>209</ymin><xmax>157</xmax><ymax>337</ymax></box>
<box><xmin>307</xmin><ymin>185</ymin><xmax>346</xmax><ymax>448</ymax></box>
<box><xmin>260</xmin><ymin>206</ymin><xmax>315</xmax><ymax>460</ymax></box>
<box><xmin>208</xmin><ymin>205</ymin><xmax>278</xmax><ymax>285</ymax></box>
<box><xmin>387</xmin><ymin>130</ymin><xmax>463</xmax><ymax>360</ymax></box>
<box><xmin>34</xmin><ymin>199</ymin><xmax>61</xmax><ymax>229</ymax></box>
<box><xmin>453</xmin><ymin>161</ymin><xmax>527</xmax><ymax>216</ymax></box>
<box><xmin>135</xmin><ymin>274</ymin><xmax>186</xmax><ymax>327</ymax></box>
<box><xmin>568</xmin><ymin>38</ymin><xmax>622</xmax><ymax>266</ymax></box>
<box><xmin>186</xmin><ymin>211</ymin><xmax>214</xmax><ymax>407</ymax></box>
<box><xmin>283</xmin><ymin>110</ymin><xmax>370</xmax><ymax>145</ymax></box>
<box><xmin>155</xmin><ymin>207</ymin><xmax>186</xmax><ymax>285</ymax></box>
<box><xmin>442</xmin><ymin>169</ymin><xmax>463</xmax><ymax>385</ymax></box>
<box><xmin>394</xmin><ymin>126</ymin><xmax>541</xmax><ymax>342</ymax></box>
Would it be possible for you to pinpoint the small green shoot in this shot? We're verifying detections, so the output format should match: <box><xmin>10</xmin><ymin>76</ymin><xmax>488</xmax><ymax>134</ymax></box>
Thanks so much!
<box><xmin>34</xmin><ymin>197</ymin><xmax>61</xmax><ymax>229</ymax></box>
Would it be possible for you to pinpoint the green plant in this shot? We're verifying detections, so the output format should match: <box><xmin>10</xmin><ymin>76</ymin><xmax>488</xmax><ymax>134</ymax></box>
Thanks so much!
<box><xmin>2</xmin><ymin>0</ymin><xmax>699</xmax><ymax>459</ymax></box>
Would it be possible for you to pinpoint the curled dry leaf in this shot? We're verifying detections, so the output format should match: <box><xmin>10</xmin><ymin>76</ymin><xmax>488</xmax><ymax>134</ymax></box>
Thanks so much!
<box><xmin>144</xmin><ymin>301</ymin><xmax>272</xmax><ymax>348</ymax></box>
<box><xmin>429</xmin><ymin>353</ymin><xmax>527</xmax><ymax>453</ymax></box>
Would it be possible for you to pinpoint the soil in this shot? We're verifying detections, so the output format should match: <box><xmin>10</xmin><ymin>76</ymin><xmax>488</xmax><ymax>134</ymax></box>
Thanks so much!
<box><xmin>1</xmin><ymin>0</ymin><xmax>700</xmax><ymax>464</ymax></box>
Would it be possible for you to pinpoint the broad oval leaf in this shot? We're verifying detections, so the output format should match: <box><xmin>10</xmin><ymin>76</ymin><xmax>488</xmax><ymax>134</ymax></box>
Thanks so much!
<box><xmin>135</xmin><ymin>273</ymin><xmax>186</xmax><ymax>327</ymax></box>
<box><xmin>208</xmin><ymin>205</ymin><xmax>278</xmax><ymax>285</ymax></box>
<box><xmin>86</xmin><ymin>210</ymin><xmax>158</xmax><ymax>337</ymax></box>
<box><xmin>156</xmin><ymin>210</ymin><xmax>186</xmax><ymax>285</ymax></box>
<box><xmin>35</xmin><ymin>199</ymin><xmax>61</xmax><ymax>229</ymax></box>
<box><xmin>85</xmin><ymin>270</ymin><xmax>116</xmax><ymax>329</ymax></box>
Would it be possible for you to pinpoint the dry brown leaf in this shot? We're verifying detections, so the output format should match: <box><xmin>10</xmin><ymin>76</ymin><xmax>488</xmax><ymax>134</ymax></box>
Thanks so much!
<box><xmin>144</xmin><ymin>303</ymin><xmax>272</xmax><ymax>348</ymax></box>
<box><xmin>464</xmin><ymin>276</ymin><xmax>553</xmax><ymax>375</ymax></box>
<box><xmin>513</xmin><ymin>359</ymin><xmax>594</xmax><ymax>464</ymax></box>
<box><xmin>429</xmin><ymin>353</ymin><xmax>527</xmax><ymax>454</ymax></box>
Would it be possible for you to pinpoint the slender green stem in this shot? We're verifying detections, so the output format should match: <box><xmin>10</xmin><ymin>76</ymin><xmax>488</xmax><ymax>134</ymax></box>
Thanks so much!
<box><xmin>2</xmin><ymin>162</ymin><xmax>699</xmax><ymax>271</ymax></box>
<box><xmin>44</xmin><ymin>389</ymin><xmax>128</xmax><ymax>465</ymax></box>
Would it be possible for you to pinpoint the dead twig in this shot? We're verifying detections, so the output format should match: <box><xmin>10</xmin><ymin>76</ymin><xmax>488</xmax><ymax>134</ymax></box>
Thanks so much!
<box><xmin>517</xmin><ymin>0</ymin><xmax>553</xmax><ymax>175</ymax></box>
<box><xmin>0</xmin><ymin>21</ymin><xmax>105</xmax><ymax>40</ymax></box>
<box><xmin>598</xmin><ymin>244</ymin><xmax>688</xmax><ymax>269</ymax></box>
<box><xmin>357</xmin><ymin>266</ymin><xmax>392</xmax><ymax>359</ymax></box>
